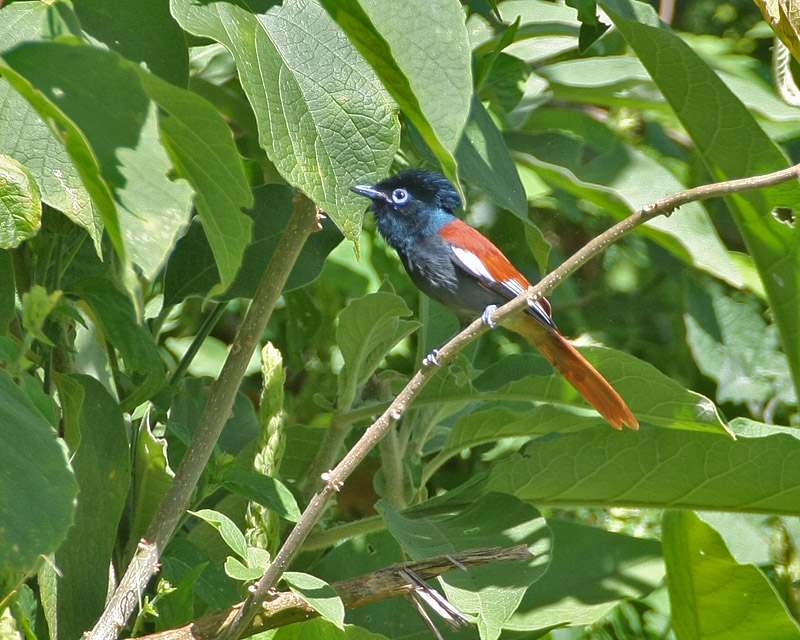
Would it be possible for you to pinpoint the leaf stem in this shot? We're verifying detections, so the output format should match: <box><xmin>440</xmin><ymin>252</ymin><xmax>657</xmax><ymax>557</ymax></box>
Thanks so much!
<box><xmin>168</xmin><ymin>301</ymin><xmax>229</xmax><ymax>387</ymax></box>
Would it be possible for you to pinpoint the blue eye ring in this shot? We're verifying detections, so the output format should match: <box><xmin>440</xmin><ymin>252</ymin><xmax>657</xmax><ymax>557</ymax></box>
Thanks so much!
<box><xmin>391</xmin><ymin>188</ymin><xmax>409</xmax><ymax>205</ymax></box>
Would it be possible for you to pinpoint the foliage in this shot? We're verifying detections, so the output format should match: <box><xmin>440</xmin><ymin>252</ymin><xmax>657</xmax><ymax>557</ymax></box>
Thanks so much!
<box><xmin>1</xmin><ymin>0</ymin><xmax>799</xmax><ymax>638</ymax></box>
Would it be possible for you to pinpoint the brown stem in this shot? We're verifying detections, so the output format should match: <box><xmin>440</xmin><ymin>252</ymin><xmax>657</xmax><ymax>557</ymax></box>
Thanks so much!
<box><xmin>85</xmin><ymin>195</ymin><xmax>321</xmax><ymax>640</ymax></box>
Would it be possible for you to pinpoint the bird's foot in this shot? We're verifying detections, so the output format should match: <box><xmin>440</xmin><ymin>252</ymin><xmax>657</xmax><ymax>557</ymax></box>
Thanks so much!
<box><xmin>423</xmin><ymin>348</ymin><xmax>441</xmax><ymax>367</ymax></box>
<box><xmin>481</xmin><ymin>305</ymin><xmax>499</xmax><ymax>328</ymax></box>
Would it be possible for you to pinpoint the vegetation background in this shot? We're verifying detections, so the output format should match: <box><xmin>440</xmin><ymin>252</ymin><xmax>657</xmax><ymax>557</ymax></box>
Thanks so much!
<box><xmin>1</xmin><ymin>0</ymin><xmax>800</xmax><ymax>638</ymax></box>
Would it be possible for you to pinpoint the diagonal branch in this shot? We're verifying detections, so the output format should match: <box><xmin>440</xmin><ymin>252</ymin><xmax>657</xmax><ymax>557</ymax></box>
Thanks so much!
<box><xmin>219</xmin><ymin>162</ymin><xmax>800</xmax><ymax>639</ymax></box>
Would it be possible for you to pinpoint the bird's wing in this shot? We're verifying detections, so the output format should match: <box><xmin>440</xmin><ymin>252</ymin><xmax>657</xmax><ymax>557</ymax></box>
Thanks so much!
<box><xmin>438</xmin><ymin>219</ymin><xmax>554</xmax><ymax>329</ymax></box>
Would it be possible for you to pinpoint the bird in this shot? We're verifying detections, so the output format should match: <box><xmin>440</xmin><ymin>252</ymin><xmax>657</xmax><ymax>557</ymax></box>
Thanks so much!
<box><xmin>350</xmin><ymin>169</ymin><xmax>638</xmax><ymax>430</ymax></box>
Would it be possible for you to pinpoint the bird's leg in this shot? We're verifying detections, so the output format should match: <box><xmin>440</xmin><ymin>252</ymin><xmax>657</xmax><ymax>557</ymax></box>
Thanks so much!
<box><xmin>481</xmin><ymin>304</ymin><xmax>499</xmax><ymax>328</ymax></box>
<box><xmin>424</xmin><ymin>308</ymin><xmax>497</xmax><ymax>368</ymax></box>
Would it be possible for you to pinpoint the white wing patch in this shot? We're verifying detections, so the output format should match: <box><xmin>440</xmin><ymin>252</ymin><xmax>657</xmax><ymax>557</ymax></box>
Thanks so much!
<box><xmin>451</xmin><ymin>246</ymin><xmax>496</xmax><ymax>282</ymax></box>
<box><xmin>450</xmin><ymin>244</ymin><xmax>556</xmax><ymax>329</ymax></box>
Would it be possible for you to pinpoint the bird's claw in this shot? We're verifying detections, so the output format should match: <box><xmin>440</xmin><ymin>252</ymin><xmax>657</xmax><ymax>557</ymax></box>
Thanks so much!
<box><xmin>482</xmin><ymin>305</ymin><xmax>498</xmax><ymax>328</ymax></box>
<box><xmin>423</xmin><ymin>348</ymin><xmax>441</xmax><ymax>367</ymax></box>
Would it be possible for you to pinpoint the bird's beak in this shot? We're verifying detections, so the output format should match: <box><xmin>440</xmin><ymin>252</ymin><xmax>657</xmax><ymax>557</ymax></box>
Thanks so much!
<box><xmin>350</xmin><ymin>184</ymin><xmax>389</xmax><ymax>202</ymax></box>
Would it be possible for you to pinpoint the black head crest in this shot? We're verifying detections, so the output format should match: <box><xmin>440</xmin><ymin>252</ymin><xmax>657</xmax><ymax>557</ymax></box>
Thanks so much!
<box><xmin>374</xmin><ymin>169</ymin><xmax>462</xmax><ymax>211</ymax></box>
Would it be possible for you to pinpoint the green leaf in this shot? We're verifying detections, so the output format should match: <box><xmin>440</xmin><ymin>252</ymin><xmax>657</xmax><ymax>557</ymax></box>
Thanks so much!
<box><xmin>0</xmin><ymin>370</ymin><xmax>77</xmax><ymax>570</ymax></box>
<box><xmin>272</xmin><ymin>618</ymin><xmax>390</xmax><ymax>640</ymax></box>
<box><xmin>565</xmin><ymin>0</ymin><xmax>610</xmax><ymax>52</ymax></box>
<box><xmin>378</xmin><ymin>493</ymin><xmax>551</xmax><ymax>640</ymax></box>
<box><xmin>0</xmin><ymin>153</ymin><xmax>40</xmax><ymax>248</ymax></box>
<box><xmin>40</xmin><ymin>375</ymin><xmax>129</xmax><ymax>640</ymax></box>
<box><xmin>3</xmin><ymin>41</ymin><xmax>195</xmax><ymax>278</ymax></box>
<box><xmin>336</xmin><ymin>291</ymin><xmax>418</xmax><ymax>408</ymax></box>
<box><xmin>71</xmin><ymin>0</ymin><xmax>189</xmax><ymax>86</ymax></box>
<box><xmin>189</xmin><ymin>509</ymin><xmax>248</xmax><ymax>560</ymax></box>
<box><xmin>0</xmin><ymin>2</ymin><xmax>106</xmax><ymax>254</ymax></box>
<box><xmin>319</xmin><ymin>0</ymin><xmax>471</xmax><ymax>184</ymax></box>
<box><xmin>456</xmin><ymin>96</ymin><xmax>527</xmax><ymax>217</ymax></box>
<box><xmin>163</xmin><ymin>184</ymin><xmax>342</xmax><ymax>305</ymax></box>
<box><xmin>684</xmin><ymin>281</ymin><xmax>796</xmax><ymax>408</ymax></box>
<box><xmin>663</xmin><ymin>511</ymin><xmax>800</xmax><ymax>640</ymax></box>
<box><xmin>602</xmin><ymin>0</ymin><xmax>800</xmax><ymax>412</ymax></box>
<box><xmin>137</xmin><ymin>70</ymin><xmax>253</xmax><ymax>292</ymax></box>
<box><xmin>507</xmin><ymin>518</ymin><xmax>663</xmax><ymax>632</ymax></box>
<box><xmin>224</xmin><ymin>556</ymin><xmax>263</xmax><ymax>582</ymax></box>
<box><xmin>220</xmin><ymin>468</ymin><xmax>301</xmax><ymax>523</ymax></box>
<box><xmin>486</xmin><ymin>425</ymin><xmax>800</xmax><ymax>513</ymax></box>
<box><xmin>128</xmin><ymin>417</ymin><xmax>174</xmax><ymax>557</ymax></box>
<box><xmin>170</xmin><ymin>0</ymin><xmax>399</xmax><ymax>243</ymax></box>
<box><xmin>510</xmin><ymin>108</ymin><xmax>745</xmax><ymax>290</ymax></box>
<box><xmin>0</xmin><ymin>60</ymin><xmax>119</xmax><ymax>260</ymax></box>
<box><xmin>68</xmin><ymin>277</ymin><xmax>165</xmax><ymax>411</ymax></box>
<box><xmin>283</xmin><ymin>571</ymin><xmax>345</xmax><ymax>630</ymax></box>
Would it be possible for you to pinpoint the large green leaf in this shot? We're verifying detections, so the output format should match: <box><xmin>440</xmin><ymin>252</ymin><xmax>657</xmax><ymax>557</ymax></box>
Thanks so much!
<box><xmin>72</xmin><ymin>0</ymin><xmax>189</xmax><ymax>86</ymax></box>
<box><xmin>320</xmin><ymin>0</ymin><xmax>471</xmax><ymax>184</ymax></box>
<box><xmin>601</xmin><ymin>0</ymin><xmax>800</xmax><ymax>406</ymax></box>
<box><xmin>170</xmin><ymin>0</ymin><xmax>400</xmax><ymax>243</ymax></box>
<box><xmin>0</xmin><ymin>152</ymin><xmax>40</xmax><ymax>248</ymax></box>
<box><xmin>0</xmin><ymin>370</ymin><xmax>77</xmax><ymax>571</ymax></box>
<box><xmin>663</xmin><ymin>511</ymin><xmax>800</xmax><ymax>640</ymax></box>
<box><xmin>0</xmin><ymin>3</ymin><xmax>106</xmax><ymax>254</ymax></box>
<box><xmin>272</xmin><ymin>618</ymin><xmax>390</xmax><ymax>640</ymax></box>
<box><xmin>458</xmin><ymin>96</ymin><xmax>527</xmax><ymax>217</ymax></box>
<box><xmin>379</xmin><ymin>494</ymin><xmax>551</xmax><ymax>640</ymax></box>
<box><xmin>486</xmin><ymin>425</ymin><xmax>800</xmax><ymax>513</ymax></box>
<box><xmin>683</xmin><ymin>280</ymin><xmax>796</xmax><ymax>409</ymax></box>
<box><xmin>417</xmin><ymin>349</ymin><xmax>727</xmax><ymax>435</ymax></box>
<box><xmin>138</xmin><ymin>70</ymin><xmax>253</xmax><ymax>291</ymax></box>
<box><xmin>507</xmin><ymin>518</ymin><xmax>664</xmax><ymax>632</ymax></box>
<box><xmin>40</xmin><ymin>375</ymin><xmax>129</xmax><ymax>640</ymax></box>
<box><xmin>0</xmin><ymin>61</ymin><xmax>119</xmax><ymax>260</ymax></box>
<box><xmin>2</xmin><ymin>41</ymin><xmax>194</xmax><ymax>278</ymax></box>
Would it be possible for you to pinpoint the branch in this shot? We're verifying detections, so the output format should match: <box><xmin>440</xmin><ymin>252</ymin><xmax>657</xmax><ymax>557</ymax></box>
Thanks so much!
<box><xmin>218</xmin><ymin>161</ymin><xmax>800</xmax><ymax>640</ymax></box>
<box><xmin>135</xmin><ymin>546</ymin><xmax>533</xmax><ymax>640</ymax></box>
<box><xmin>86</xmin><ymin>195</ymin><xmax>322</xmax><ymax>640</ymax></box>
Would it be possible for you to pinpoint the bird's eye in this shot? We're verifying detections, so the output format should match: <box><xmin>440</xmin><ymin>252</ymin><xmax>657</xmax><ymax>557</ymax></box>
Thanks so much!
<box><xmin>391</xmin><ymin>188</ymin><xmax>409</xmax><ymax>205</ymax></box>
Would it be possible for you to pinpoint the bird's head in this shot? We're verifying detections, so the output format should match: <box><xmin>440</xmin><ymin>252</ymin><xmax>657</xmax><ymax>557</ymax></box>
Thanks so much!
<box><xmin>350</xmin><ymin>169</ymin><xmax>462</xmax><ymax>221</ymax></box>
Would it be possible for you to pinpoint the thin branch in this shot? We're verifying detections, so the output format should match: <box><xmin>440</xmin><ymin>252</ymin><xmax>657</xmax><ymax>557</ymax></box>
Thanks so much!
<box><xmin>135</xmin><ymin>545</ymin><xmax>533</xmax><ymax>640</ymax></box>
<box><xmin>86</xmin><ymin>195</ymin><xmax>322</xmax><ymax>640</ymax></box>
<box><xmin>218</xmin><ymin>161</ymin><xmax>800</xmax><ymax>640</ymax></box>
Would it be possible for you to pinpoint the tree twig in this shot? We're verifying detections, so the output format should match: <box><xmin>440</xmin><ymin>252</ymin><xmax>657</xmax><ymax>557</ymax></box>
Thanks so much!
<box><xmin>86</xmin><ymin>195</ymin><xmax>322</xmax><ymax>640</ymax></box>
<box><xmin>218</xmin><ymin>161</ymin><xmax>800</xmax><ymax>640</ymax></box>
<box><xmin>135</xmin><ymin>545</ymin><xmax>533</xmax><ymax>640</ymax></box>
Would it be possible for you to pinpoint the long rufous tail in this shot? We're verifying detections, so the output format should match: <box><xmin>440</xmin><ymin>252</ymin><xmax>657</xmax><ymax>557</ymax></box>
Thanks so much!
<box><xmin>504</xmin><ymin>315</ymin><xmax>638</xmax><ymax>430</ymax></box>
